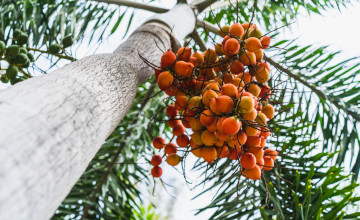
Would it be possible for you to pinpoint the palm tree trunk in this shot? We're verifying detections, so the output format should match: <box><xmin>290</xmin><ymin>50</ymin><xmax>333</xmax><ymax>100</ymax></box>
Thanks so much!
<box><xmin>0</xmin><ymin>3</ymin><xmax>195</xmax><ymax>220</ymax></box>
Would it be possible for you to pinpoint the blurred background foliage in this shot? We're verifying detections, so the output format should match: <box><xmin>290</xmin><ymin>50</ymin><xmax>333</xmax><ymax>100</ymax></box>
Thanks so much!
<box><xmin>1</xmin><ymin>0</ymin><xmax>360</xmax><ymax>219</ymax></box>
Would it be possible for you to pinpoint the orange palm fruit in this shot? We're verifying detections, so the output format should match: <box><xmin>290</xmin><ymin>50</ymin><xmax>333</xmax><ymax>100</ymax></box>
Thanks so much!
<box><xmin>237</xmin><ymin>72</ymin><xmax>254</xmax><ymax>84</ymax></box>
<box><xmin>260</xmin><ymin>130</ymin><xmax>271</xmax><ymax>138</ymax></box>
<box><xmin>215</xmin><ymin>95</ymin><xmax>234</xmax><ymax>113</ymax></box>
<box><xmin>261</xmin><ymin>104</ymin><xmax>274</xmax><ymax>119</ymax></box>
<box><xmin>245</xmin><ymin>37</ymin><xmax>262</xmax><ymax>52</ymax></box>
<box><xmin>248</xmin><ymin>84</ymin><xmax>261</xmax><ymax>97</ymax></box>
<box><xmin>204</xmin><ymin>81</ymin><xmax>220</xmax><ymax>93</ymax></box>
<box><xmin>263</xmin><ymin>156</ymin><xmax>274</xmax><ymax>171</ymax></box>
<box><xmin>209</xmin><ymin>98</ymin><xmax>221</xmax><ymax>114</ymax></box>
<box><xmin>200</xmin><ymin>109</ymin><xmax>217</xmax><ymax>126</ymax></box>
<box><xmin>259</xmin><ymin>85</ymin><xmax>271</xmax><ymax>100</ymax></box>
<box><xmin>223</xmin><ymin>72</ymin><xmax>233</xmax><ymax>84</ymax></box>
<box><xmin>191</xmin><ymin>131</ymin><xmax>203</xmax><ymax>146</ymax></box>
<box><xmin>168</xmin><ymin>117</ymin><xmax>181</xmax><ymax>128</ymax></box>
<box><xmin>245</xmin><ymin>125</ymin><xmax>260</xmax><ymax>136</ymax></box>
<box><xmin>165</xmin><ymin>143</ymin><xmax>177</xmax><ymax>154</ymax></box>
<box><xmin>202</xmin><ymin>90</ymin><xmax>218</xmax><ymax>107</ymax></box>
<box><xmin>151</xmin><ymin>155</ymin><xmax>162</xmax><ymax>166</ymax></box>
<box><xmin>221</xmin><ymin>117</ymin><xmax>241</xmax><ymax>136</ymax></box>
<box><xmin>254</xmin><ymin>49</ymin><xmax>263</xmax><ymax>62</ymax></box>
<box><xmin>165</xmin><ymin>84</ymin><xmax>179</xmax><ymax>96</ymax></box>
<box><xmin>255</xmin><ymin>67</ymin><xmax>270</xmax><ymax>84</ymax></box>
<box><xmin>190</xmin><ymin>118</ymin><xmax>205</xmax><ymax>131</ymax></box>
<box><xmin>155</xmin><ymin>68</ymin><xmax>162</xmax><ymax>80</ymax></box>
<box><xmin>152</xmin><ymin>136</ymin><xmax>165</xmax><ymax>149</ymax></box>
<box><xmin>239</xmin><ymin>50</ymin><xmax>256</xmax><ymax>66</ymax></box>
<box><xmin>172</xmin><ymin>124</ymin><xmax>185</xmax><ymax>136</ymax></box>
<box><xmin>201</xmin><ymin>130</ymin><xmax>217</xmax><ymax>146</ymax></box>
<box><xmin>188</xmin><ymin>96</ymin><xmax>202</xmax><ymax>110</ymax></box>
<box><xmin>203</xmin><ymin>49</ymin><xmax>217</xmax><ymax>63</ymax></box>
<box><xmin>216</xmin><ymin>131</ymin><xmax>230</xmax><ymax>142</ymax></box>
<box><xmin>174</xmin><ymin>61</ymin><xmax>193</xmax><ymax>78</ymax></box>
<box><xmin>207</xmin><ymin>120</ymin><xmax>218</xmax><ymax>133</ymax></box>
<box><xmin>256</xmin><ymin>112</ymin><xmax>267</xmax><ymax>126</ymax></box>
<box><xmin>176</xmin><ymin>134</ymin><xmax>190</xmax><ymax>147</ymax></box>
<box><xmin>242</xmin><ymin>108</ymin><xmax>257</xmax><ymax>121</ymax></box>
<box><xmin>161</xmin><ymin>49</ymin><xmax>176</xmax><ymax>67</ymax></box>
<box><xmin>166</xmin><ymin>104</ymin><xmax>178</xmax><ymax>117</ymax></box>
<box><xmin>229</xmin><ymin>147</ymin><xmax>242</xmax><ymax>160</ymax></box>
<box><xmin>240</xmin><ymin>153</ymin><xmax>256</xmax><ymax>169</ymax></box>
<box><xmin>218</xmin><ymin>25</ymin><xmax>230</xmax><ymax>37</ymax></box>
<box><xmin>176</xmin><ymin>47</ymin><xmax>192</xmax><ymax>61</ymax></box>
<box><xmin>157</xmin><ymin>71</ymin><xmax>173</xmax><ymax>90</ymax></box>
<box><xmin>224</xmin><ymin>38</ymin><xmax>240</xmax><ymax>55</ymax></box>
<box><xmin>190</xmin><ymin>52</ymin><xmax>204</xmax><ymax>66</ymax></box>
<box><xmin>260</xmin><ymin>136</ymin><xmax>266</xmax><ymax>148</ymax></box>
<box><xmin>231</xmin><ymin>78</ymin><xmax>243</xmax><ymax>88</ymax></box>
<box><xmin>151</xmin><ymin>166</ymin><xmax>162</xmax><ymax>178</ymax></box>
<box><xmin>201</xmin><ymin>147</ymin><xmax>218</xmax><ymax>163</ymax></box>
<box><xmin>175</xmin><ymin>95</ymin><xmax>188</xmax><ymax>111</ymax></box>
<box><xmin>243</xmin><ymin>165</ymin><xmax>261</xmax><ymax>180</ymax></box>
<box><xmin>257</xmin><ymin>157</ymin><xmax>265</xmax><ymax>169</ymax></box>
<box><xmin>229</xmin><ymin>23</ymin><xmax>244</xmax><ymax>37</ymax></box>
<box><xmin>238</xmin><ymin>96</ymin><xmax>254</xmax><ymax>113</ymax></box>
<box><xmin>191</xmin><ymin>144</ymin><xmax>202</xmax><ymax>157</ymax></box>
<box><xmin>245</xmin><ymin>135</ymin><xmax>261</xmax><ymax>147</ymax></box>
<box><xmin>217</xmin><ymin>145</ymin><xmax>230</xmax><ymax>158</ymax></box>
<box><xmin>261</xmin><ymin>36</ymin><xmax>271</xmax><ymax>49</ymax></box>
<box><xmin>247</xmin><ymin>146</ymin><xmax>264</xmax><ymax>161</ymax></box>
<box><xmin>230</xmin><ymin>60</ymin><xmax>245</xmax><ymax>74</ymax></box>
<box><xmin>221</xmin><ymin>83</ymin><xmax>238</xmax><ymax>98</ymax></box>
<box><xmin>166</xmin><ymin>153</ymin><xmax>181</xmax><ymax>166</ymax></box>
<box><xmin>216</xmin><ymin>117</ymin><xmax>227</xmax><ymax>134</ymax></box>
<box><xmin>264</xmin><ymin>149</ymin><xmax>278</xmax><ymax>161</ymax></box>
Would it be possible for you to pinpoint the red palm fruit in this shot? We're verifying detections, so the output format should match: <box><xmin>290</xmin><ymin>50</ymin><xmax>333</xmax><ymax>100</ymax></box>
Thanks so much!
<box><xmin>203</xmin><ymin>90</ymin><xmax>218</xmax><ymax>107</ymax></box>
<box><xmin>255</xmin><ymin>67</ymin><xmax>270</xmax><ymax>84</ymax></box>
<box><xmin>243</xmin><ymin>165</ymin><xmax>261</xmax><ymax>180</ymax></box>
<box><xmin>200</xmin><ymin>109</ymin><xmax>217</xmax><ymax>126</ymax></box>
<box><xmin>238</xmin><ymin>96</ymin><xmax>254</xmax><ymax>113</ymax></box>
<box><xmin>151</xmin><ymin>155</ymin><xmax>162</xmax><ymax>166</ymax></box>
<box><xmin>172</xmin><ymin>124</ymin><xmax>185</xmax><ymax>136</ymax></box>
<box><xmin>189</xmin><ymin>138</ymin><xmax>196</xmax><ymax>148</ymax></box>
<box><xmin>248</xmin><ymin>84</ymin><xmax>261</xmax><ymax>97</ymax></box>
<box><xmin>245</xmin><ymin>136</ymin><xmax>261</xmax><ymax>147</ymax></box>
<box><xmin>216</xmin><ymin>117</ymin><xmax>227</xmax><ymax>134</ymax></box>
<box><xmin>230</xmin><ymin>60</ymin><xmax>245</xmax><ymax>74</ymax></box>
<box><xmin>224</xmin><ymin>38</ymin><xmax>240</xmax><ymax>55</ymax></box>
<box><xmin>175</xmin><ymin>95</ymin><xmax>188</xmax><ymax>111</ymax></box>
<box><xmin>157</xmin><ymin>71</ymin><xmax>174</xmax><ymax>90</ymax></box>
<box><xmin>176</xmin><ymin>134</ymin><xmax>190</xmax><ymax>147</ymax></box>
<box><xmin>176</xmin><ymin>47</ymin><xmax>192</xmax><ymax>61</ymax></box>
<box><xmin>190</xmin><ymin>118</ymin><xmax>205</xmax><ymax>131</ymax></box>
<box><xmin>257</xmin><ymin>158</ymin><xmax>264</xmax><ymax>169</ymax></box>
<box><xmin>201</xmin><ymin>147</ymin><xmax>217</xmax><ymax>163</ymax></box>
<box><xmin>161</xmin><ymin>49</ymin><xmax>176</xmax><ymax>67</ymax></box>
<box><xmin>207</xmin><ymin>120</ymin><xmax>218</xmax><ymax>132</ymax></box>
<box><xmin>247</xmin><ymin>146</ymin><xmax>264</xmax><ymax>161</ymax></box>
<box><xmin>182</xmin><ymin>119</ymin><xmax>191</xmax><ymax>128</ymax></box>
<box><xmin>165</xmin><ymin>143</ymin><xmax>177</xmax><ymax>154</ymax></box>
<box><xmin>166</xmin><ymin>153</ymin><xmax>181</xmax><ymax>166</ymax></box>
<box><xmin>217</xmin><ymin>145</ymin><xmax>230</xmax><ymax>158</ymax></box>
<box><xmin>245</xmin><ymin>37</ymin><xmax>262</xmax><ymax>52</ymax></box>
<box><xmin>245</xmin><ymin>125</ymin><xmax>260</xmax><ymax>136</ymax></box>
<box><xmin>260</xmin><ymin>130</ymin><xmax>271</xmax><ymax>138</ymax></box>
<box><xmin>264</xmin><ymin>149</ymin><xmax>278</xmax><ymax>161</ymax></box>
<box><xmin>239</xmin><ymin>50</ymin><xmax>256</xmax><ymax>66</ymax></box>
<box><xmin>152</xmin><ymin>137</ymin><xmax>165</xmax><ymax>149</ymax></box>
<box><xmin>203</xmin><ymin>49</ymin><xmax>217</xmax><ymax>63</ymax></box>
<box><xmin>165</xmin><ymin>84</ymin><xmax>179</xmax><ymax>96</ymax></box>
<box><xmin>261</xmin><ymin>36</ymin><xmax>271</xmax><ymax>49</ymax></box>
<box><xmin>221</xmin><ymin>83</ymin><xmax>238</xmax><ymax>98</ymax></box>
<box><xmin>242</xmin><ymin>108</ymin><xmax>257</xmax><ymax>121</ymax></box>
<box><xmin>155</xmin><ymin>68</ymin><xmax>162</xmax><ymax>80</ymax></box>
<box><xmin>223</xmin><ymin>72</ymin><xmax>233</xmax><ymax>84</ymax></box>
<box><xmin>254</xmin><ymin>49</ymin><xmax>263</xmax><ymax>62</ymax></box>
<box><xmin>240</xmin><ymin>153</ymin><xmax>256</xmax><ymax>169</ymax></box>
<box><xmin>259</xmin><ymin>85</ymin><xmax>271</xmax><ymax>100</ymax></box>
<box><xmin>263</xmin><ymin>156</ymin><xmax>274</xmax><ymax>171</ymax></box>
<box><xmin>183</xmin><ymin>109</ymin><xmax>197</xmax><ymax>123</ymax></box>
<box><xmin>210</xmin><ymin>98</ymin><xmax>221</xmax><ymax>115</ymax></box>
<box><xmin>221</xmin><ymin>117</ymin><xmax>241</xmax><ymax>136</ymax></box>
<box><xmin>191</xmin><ymin>145</ymin><xmax>202</xmax><ymax>158</ymax></box>
<box><xmin>260</xmin><ymin>136</ymin><xmax>266</xmax><ymax>148</ymax></box>
<box><xmin>191</xmin><ymin>131</ymin><xmax>203</xmax><ymax>146</ymax></box>
<box><xmin>229</xmin><ymin>23</ymin><xmax>244</xmax><ymax>37</ymax></box>
<box><xmin>237</xmin><ymin>72</ymin><xmax>254</xmax><ymax>84</ymax></box>
<box><xmin>191</xmin><ymin>52</ymin><xmax>204</xmax><ymax>65</ymax></box>
<box><xmin>229</xmin><ymin>147</ymin><xmax>242</xmax><ymax>160</ymax></box>
<box><xmin>261</xmin><ymin>104</ymin><xmax>274</xmax><ymax>119</ymax></box>
<box><xmin>151</xmin><ymin>166</ymin><xmax>162</xmax><ymax>178</ymax></box>
<box><xmin>215</xmin><ymin>95</ymin><xmax>234</xmax><ymax>113</ymax></box>
<box><xmin>166</xmin><ymin>104</ymin><xmax>178</xmax><ymax>117</ymax></box>
<box><xmin>174</xmin><ymin>61</ymin><xmax>193</xmax><ymax>78</ymax></box>
<box><xmin>168</xmin><ymin>117</ymin><xmax>181</xmax><ymax>128</ymax></box>
<box><xmin>201</xmin><ymin>130</ymin><xmax>217</xmax><ymax>146</ymax></box>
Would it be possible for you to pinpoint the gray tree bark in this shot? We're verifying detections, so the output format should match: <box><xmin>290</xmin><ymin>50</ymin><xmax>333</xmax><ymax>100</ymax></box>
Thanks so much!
<box><xmin>0</xmin><ymin>3</ymin><xmax>195</xmax><ymax>220</ymax></box>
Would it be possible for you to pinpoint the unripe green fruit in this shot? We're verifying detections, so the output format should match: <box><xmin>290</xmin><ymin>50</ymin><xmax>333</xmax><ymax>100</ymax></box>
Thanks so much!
<box><xmin>27</xmin><ymin>52</ymin><xmax>34</xmax><ymax>62</ymax></box>
<box><xmin>62</xmin><ymin>35</ymin><xmax>74</xmax><ymax>48</ymax></box>
<box><xmin>6</xmin><ymin>64</ymin><xmax>18</xmax><ymax>81</ymax></box>
<box><xmin>18</xmin><ymin>33</ymin><xmax>28</xmax><ymax>45</ymax></box>
<box><xmin>0</xmin><ymin>41</ymin><xmax>5</xmax><ymax>53</ymax></box>
<box><xmin>49</xmin><ymin>43</ymin><xmax>61</xmax><ymax>54</ymax></box>
<box><xmin>22</xmin><ymin>59</ymin><xmax>30</xmax><ymax>68</ymax></box>
<box><xmin>6</xmin><ymin>45</ymin><xmax>20</xmax><ymax>57</ymax></box>
<box><xmin>13</xmin><ymin>29</ymin><xmax>22</xmax><ymax>40</ymax></box>
<box><xmin>248</xmin><ymin>29</ymin><xmax>262</xmax><ymax>39</ymax></box>
<box><xmin>0</xmin><ymin>74</ymin><xmax>9</xmax><ymax>83</ymax></box>
<box><xmin>19</xmin><ymin>47</ymin><xmax>28</xmax><ymax>54</ymax></box>
<box><xmin>14</xmin><ymin>53</ymin><xmax>29</xmax><ymax>65</ymax></box>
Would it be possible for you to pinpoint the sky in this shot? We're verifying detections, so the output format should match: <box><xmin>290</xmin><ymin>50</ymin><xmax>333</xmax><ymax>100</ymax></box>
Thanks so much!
<box><xmin>2</xmin><ymin>0</ymin><xmax>360</xmax><ymax>219</ymax></box>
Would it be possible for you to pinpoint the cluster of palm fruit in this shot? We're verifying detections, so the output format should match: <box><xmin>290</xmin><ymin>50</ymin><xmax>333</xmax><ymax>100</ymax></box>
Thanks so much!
<box><xmin>150</xmin><ymin>22</ymin><xmax>278</xmax><ymax>180</ymax></box>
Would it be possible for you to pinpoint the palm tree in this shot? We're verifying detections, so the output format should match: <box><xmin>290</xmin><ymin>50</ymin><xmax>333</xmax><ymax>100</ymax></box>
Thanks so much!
<box><xmin>0</xmin><ymin>0</ymin><xmax>359</xmax><ymax>219</ymax></box>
